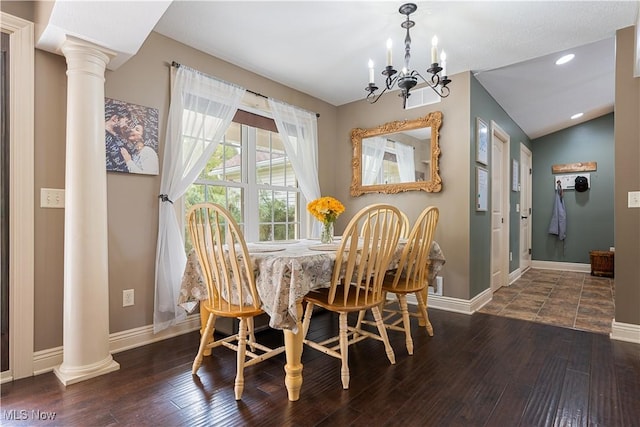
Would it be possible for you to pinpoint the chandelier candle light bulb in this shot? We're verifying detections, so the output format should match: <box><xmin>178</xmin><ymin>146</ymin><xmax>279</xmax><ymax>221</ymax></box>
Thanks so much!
<box><xmin>368</xmin><ymin>59</ymin><xmax>375</xmax><ymax>83</ymax></box>
<box><xmin>431</xmin><ymin>36</ymin><xmax>438</xmax><ymax>64</ymax></box>
<box><xmin>440</xmin><ymin>50</ymin><xmax>447</xmax><ymax>76</ymax></box>
<box><xmin>386</xmin><ymin>38</ymin><xmax>393</xmax><ymax>66</ymax></box>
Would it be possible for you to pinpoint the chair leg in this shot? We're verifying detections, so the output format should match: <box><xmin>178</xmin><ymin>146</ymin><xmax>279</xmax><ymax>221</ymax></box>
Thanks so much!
<box><xmin>397</xmin><ymin>294</ymin><xmax>414</xmax><ymax>355</ymax></box>
<box><xmin>234</xmin><ymin>318</ymin><xmax>248</xmax><ymax>400</ymax></box>
<box><xmin>338</xmin><ymin>312</ymin><xmax>350</xmax><ymax>389</ymax></box>
<box><xmin>302</xmin><ymin>302</ymin><xmax>314</xmax><ymax>338</ymax></box>
<box><xmin>354</xmin><ymin>310</ymin><xmax>366</xmax><ymax>337</ymax></box>
<box><xmin>418</xmin><ymin>288</ymin><xmax>427</xmax><ymax>327</ymax></box>
<box><xmin>371</xmin><ymin>305</ymin><xmax>396</xmax><ymax>365</ymax></box>
<box><xmin>193</xmin><ymin>313</ymin><xmax>215</xmax><ymax>375</ymax></box>
<box><xmin>416</xmin><ymin>290</ymin><xmax>434</xmax><ymax>337</ymax></box>
<box><xmin>247</xmin><ymin>316</ymin><xmax>256</xmax><ymax>352</ymax></box>
<box><xmin>200</xmin><ymin>304</ymin><xmax>216</xmax><ymax>357</ymax></box>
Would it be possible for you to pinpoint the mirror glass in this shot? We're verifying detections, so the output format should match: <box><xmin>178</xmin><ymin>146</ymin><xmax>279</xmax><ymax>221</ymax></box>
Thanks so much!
<box><xmin>350</xmin><ymin>112</ymin><xmax>442</xmax><ymax>196</ymax></box>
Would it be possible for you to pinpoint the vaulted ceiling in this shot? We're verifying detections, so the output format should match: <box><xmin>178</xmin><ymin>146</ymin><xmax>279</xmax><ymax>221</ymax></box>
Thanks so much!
<box><xmin>36</xmin><ymin>1</ymin><xmax>639</xmax><ymax>139</ymax></box>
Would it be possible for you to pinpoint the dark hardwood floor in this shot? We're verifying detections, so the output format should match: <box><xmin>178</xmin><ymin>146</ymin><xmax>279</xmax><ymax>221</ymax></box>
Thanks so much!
<box><xmin>2</xmin><ymin>309</ymin><xmax>639</xmax><ymax>426</ymax></box>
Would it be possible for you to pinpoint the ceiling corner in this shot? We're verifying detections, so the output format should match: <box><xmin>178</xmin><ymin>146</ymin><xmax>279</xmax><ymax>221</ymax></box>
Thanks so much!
<box><xmin>35</xmin><ymin>0</ymin><xmax>173</xmax><ymax>70</ymax></box>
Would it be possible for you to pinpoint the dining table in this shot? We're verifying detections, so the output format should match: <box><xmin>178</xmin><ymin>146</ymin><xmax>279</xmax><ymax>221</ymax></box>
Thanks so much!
<box><xmin>178</xmin><ymin>238</ymin><xmax>446</xmax><ymax>401</ymax></box>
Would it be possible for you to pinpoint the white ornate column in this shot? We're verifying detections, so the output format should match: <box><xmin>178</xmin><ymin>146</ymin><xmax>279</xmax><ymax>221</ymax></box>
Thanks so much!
<box><xmin>53</xmin><ymin>36</ymin><xmax>120</xmax><ymax>385</ymax></box>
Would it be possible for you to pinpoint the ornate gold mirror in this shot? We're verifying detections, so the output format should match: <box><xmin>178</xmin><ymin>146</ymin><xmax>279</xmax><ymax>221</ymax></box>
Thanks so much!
<box><xmin>350</xmin><ymin>111</ymin><xmax>442</xmax><ymax>196</ymax></box>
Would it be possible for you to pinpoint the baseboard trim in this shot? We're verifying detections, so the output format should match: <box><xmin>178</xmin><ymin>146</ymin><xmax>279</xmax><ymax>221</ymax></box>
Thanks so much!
<box><xmin>406</xmin><ymin>288</ymin><xmax>492</xmax><ymax>315</ymax></box>
<box><xmin>0</xmin><ymin>370</ymin><xmax>14</xmax><ymax>384</ymax></box>
<box><xmin>31</xmin><ymin>314</ymin><xmax>200</xmax><ymax>377</ymax></box>
<box><xmin>610</xmin><ymin>320</ymin><xmax>640</xmax><ymax>344</ymax></box>
<box><xmin>531</xmin><ymin>260</ymin><xmax>591</xmax><ymax>273</ymax></box>
<box><xmin>509</xmin><ymin>268</ymin><xmax>522</xmax><ymax>284</ymax></box>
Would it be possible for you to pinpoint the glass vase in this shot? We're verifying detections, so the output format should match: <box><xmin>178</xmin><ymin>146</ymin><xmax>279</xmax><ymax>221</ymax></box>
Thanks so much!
<box><xmin>320</xmin><ymin>221</ymin><xmax>334</xmax><ymax>244</ymax></box>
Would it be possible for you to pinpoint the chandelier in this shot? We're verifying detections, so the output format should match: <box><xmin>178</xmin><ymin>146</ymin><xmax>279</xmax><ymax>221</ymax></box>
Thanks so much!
<box><xmin>365</xmin><ymin>3</ymin><xmax>451</xmax><ymax>107</ymax></box>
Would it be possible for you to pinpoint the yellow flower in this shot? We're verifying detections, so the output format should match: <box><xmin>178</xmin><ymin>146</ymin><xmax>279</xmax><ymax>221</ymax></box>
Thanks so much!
<box><xmin>307</xmin><ymin>196</ymin><xmax>345</xmax><ymax>224</ymax></box>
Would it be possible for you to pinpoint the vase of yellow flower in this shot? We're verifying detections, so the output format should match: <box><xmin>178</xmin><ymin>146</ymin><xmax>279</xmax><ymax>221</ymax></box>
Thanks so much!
<box><xmin>307</xmin><ymin>196</ymin><xmax>345</xmax><ymax>244</ymax></box>
<box><xmin>321</xmin><ymin>221</ymin><xmax>334</xmax><ymax>244</ymax></box>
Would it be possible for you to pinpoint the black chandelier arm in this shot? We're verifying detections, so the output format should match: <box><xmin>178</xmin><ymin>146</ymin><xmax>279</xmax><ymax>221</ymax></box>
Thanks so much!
<box><xmin>366</xmin><ymin>82</ymin><xmax>393</xmax><ymax>104</ymax></box>
<box><xmin>412</xmin><ymin>70</ymin><xmax>451</xmax><ymax>98</ymax></box>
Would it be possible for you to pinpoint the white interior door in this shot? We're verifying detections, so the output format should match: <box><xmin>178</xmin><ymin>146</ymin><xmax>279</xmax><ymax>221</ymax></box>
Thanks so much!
<box><xmin>519</xmin><ymin>144</ymin><xmax>532</xmax><ymax>273</ymax></box>
<box><xmin>491</xmin><ymin>122</ymin><xmax>510</xmax><ymax>292</ymax></box>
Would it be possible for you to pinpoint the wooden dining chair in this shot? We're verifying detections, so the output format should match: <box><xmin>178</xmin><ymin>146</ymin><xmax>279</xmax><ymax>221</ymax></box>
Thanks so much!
<box><xmin>187</xmin><ymin>203</ymin><xmax>285</xmax><ymax>400</ymax></box>
<box><xmin>301</xmin><ymin>203</ymin><xmax>403</xmax><ymax>389</ymax></box>
<box><xmin>360</xmin><ymin>206</ymin><xmax>439</xmax><ymax>355</ymax></box>
<box><xmin>361</xmin><ymin>208</ymin><xmax>410</xmax><ymax>238</ymax></box>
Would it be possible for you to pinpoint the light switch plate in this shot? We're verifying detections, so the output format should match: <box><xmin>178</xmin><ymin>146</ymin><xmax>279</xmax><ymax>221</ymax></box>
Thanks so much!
<box><xmin>628</xmin><ymin>191</ymin><xmax>640</xmax><ymax>208</ymax></box>
<box><xmin>40</xmin><ymin>188</ymin><xmax>65</xmax><ymax>208</ymax></box>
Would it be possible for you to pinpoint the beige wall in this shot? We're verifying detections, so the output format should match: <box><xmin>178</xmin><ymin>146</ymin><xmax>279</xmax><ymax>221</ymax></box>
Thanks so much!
<box><xmin>33</xmin><ymin>50</ymin><xmax>67</xmax><ymax>350</ymax></box>
<box><xmin>614</xmin><ymin>26</ymin><xmax>640</xmax><ymax>325</ymax></box>
<box><xmin>335</xmin><ymin>73</ymin><xmax>472</xmax><ymax>299</ymax></box>
<box><xmin>0</xmin><ymin>1</ymin><xmax>33</xmax><ymax>21</ymax></box>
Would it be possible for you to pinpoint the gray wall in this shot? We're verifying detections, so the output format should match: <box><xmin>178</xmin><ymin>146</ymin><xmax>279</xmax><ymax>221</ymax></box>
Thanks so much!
<box><xmin>469</xmin><ymin>75</ymin><xmax>531</xmax><ymax>296</ymax></box>
<box><xmin>531</xmin><ymin>113</ymin><xmax>615</xmax><ymax>263</ymax></box>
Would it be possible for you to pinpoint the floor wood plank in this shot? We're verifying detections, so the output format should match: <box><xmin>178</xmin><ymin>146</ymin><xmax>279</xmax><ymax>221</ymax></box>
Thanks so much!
<box><xmin>1</xmin><ymin>308</ymin><xmax>639</xmax><ymax>426</ymax></box>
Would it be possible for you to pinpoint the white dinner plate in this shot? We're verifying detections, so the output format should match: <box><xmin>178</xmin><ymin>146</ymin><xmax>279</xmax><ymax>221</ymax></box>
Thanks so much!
<box><xmin>253</xmin><ymin>240</ymin><xmax>299</xmax><ymax>245</ymax></box>
<box><xmin>309</xmin><ymin>243</ymin><xmax>350</xmax><ymax>251</ymax></box>
<box><xmin>247</xmin><ymin>246</ymin><xmax>286</xmax><ymax>253</ymax></box>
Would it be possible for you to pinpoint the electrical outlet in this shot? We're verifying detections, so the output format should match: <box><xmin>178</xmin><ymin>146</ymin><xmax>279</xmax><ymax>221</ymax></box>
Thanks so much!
<box><xmin>509</xmin><ymin>252</ymin><xmax>513</xmax><ymax>261</ymax></box>
<box><xmin>429</xmin><ymin>276</ymin><xmax>444</xmax><ymax>296</ymax></box>
<box><xmin>123</xmin><ymin>289</ymin><xmax>134</xmax><ymax>307</ymax></box>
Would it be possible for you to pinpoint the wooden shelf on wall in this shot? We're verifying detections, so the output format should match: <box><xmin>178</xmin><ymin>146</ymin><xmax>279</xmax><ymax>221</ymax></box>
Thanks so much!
<box><xmin>551</xmin><ymin>162</ymin><xmax>597</xmax><ymax>174</ymax></box>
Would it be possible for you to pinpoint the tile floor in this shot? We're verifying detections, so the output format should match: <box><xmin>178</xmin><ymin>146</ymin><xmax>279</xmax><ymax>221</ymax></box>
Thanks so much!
<box><xmin>478</xmin><ymin>268</ymin><xmax>615</xmax><ymax>335</ymax></box>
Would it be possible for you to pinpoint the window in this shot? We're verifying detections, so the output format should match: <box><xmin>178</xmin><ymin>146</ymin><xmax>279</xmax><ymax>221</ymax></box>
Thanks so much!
<box><xmin>184</xmin><ymin>109</ymin><xmax>301</xmax><ymax>246</ymax></box>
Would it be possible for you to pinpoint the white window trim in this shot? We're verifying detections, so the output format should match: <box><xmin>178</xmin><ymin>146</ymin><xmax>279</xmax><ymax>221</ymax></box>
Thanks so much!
<box><xmin>182</xmin><ymin>94</ymin><xmax>308</xmax><ymax>241</ymax></box>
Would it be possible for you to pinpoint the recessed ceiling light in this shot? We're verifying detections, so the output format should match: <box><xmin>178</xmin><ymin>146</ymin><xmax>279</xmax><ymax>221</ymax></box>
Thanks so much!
<box><xmin>556</xmin><ymin>54</ymin><xmax>575</xmax><ymax>65</ymax></box>
<box><xmin>571</xmin><ymin>113</ymin><xmax>584</xmax><ymax>120</ymax></box>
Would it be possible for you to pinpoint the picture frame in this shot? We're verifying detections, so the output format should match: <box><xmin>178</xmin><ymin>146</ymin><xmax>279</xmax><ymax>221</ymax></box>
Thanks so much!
<box><xmin>476</xmin><ymin>117</ymin><xmax>489</xmax><ymax>165</ymax></box>
<box><xmin>512</xmin><ymin>158</ymin><xmax>519</xmax><ymax>191</ymax></box>
<box><xmin>105</xmin><ymin>98</ymin><xmax>159</xmax><ymax>175</ymax></box>
<box><xmin>476</xmin><ymin>166</ymin><xmax>489</xmax><ymax>211</ymax></box>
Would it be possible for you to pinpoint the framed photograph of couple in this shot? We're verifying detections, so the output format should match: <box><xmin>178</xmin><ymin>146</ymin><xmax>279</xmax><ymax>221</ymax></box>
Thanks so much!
<box><xmin>105</xmin><ymin>98</ymin><xmax>159</xmax><ymax>175</ymax></box>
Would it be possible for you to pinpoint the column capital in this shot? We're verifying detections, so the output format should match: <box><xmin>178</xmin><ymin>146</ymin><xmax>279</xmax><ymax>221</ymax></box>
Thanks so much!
<box><xmin>61</xmin><ymin>35</ymin><xmax>116</xmax><ymax>74</ymax></box>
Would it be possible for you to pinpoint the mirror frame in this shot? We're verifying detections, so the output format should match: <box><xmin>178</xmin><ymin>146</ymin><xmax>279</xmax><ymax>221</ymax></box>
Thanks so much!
<box><xmin>350</xmin><ymin>111</ymin><xmax>442</xmax><ymax>196</ymax></box>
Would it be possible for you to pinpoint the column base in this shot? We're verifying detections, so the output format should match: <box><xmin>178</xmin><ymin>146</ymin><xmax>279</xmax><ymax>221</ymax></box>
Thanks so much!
<box><xmin>53</xmin><ymin>355</ymin><xmax>120</xmax><ymax>386</ymax></box>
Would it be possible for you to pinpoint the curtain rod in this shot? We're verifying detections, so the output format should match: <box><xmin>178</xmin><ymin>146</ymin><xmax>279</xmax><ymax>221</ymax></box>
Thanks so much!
<box><xmin>171</xmin><ymin>61</ymin><xmax>320</xmax><ymax>118</ymax></box>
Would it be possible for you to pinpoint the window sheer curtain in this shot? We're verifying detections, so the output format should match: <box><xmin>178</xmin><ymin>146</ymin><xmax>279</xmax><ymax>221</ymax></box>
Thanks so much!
<box><xmin>267</xmin><ymin>99</ymin><xmax>322</xmax><ymax>237</ymax></box>
<box><xmin>154</xmin><ymin>66</ymin><xmax>245</xmax><ymax>333</ymax></box>
<box><xmin>395</xmin><ymin>142</ymin><xmax>416</xmax><ymax>182</ymax></box>
<box><xmin>362</xmin><ymin>136</ymin><xmax>387</xmax><ymax>185</ymax></box>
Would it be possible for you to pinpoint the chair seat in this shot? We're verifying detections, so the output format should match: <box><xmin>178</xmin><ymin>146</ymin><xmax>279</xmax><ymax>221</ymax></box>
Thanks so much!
<box><xmin>381</xmin><ymin>275</ymin><xmax>425</xmax><ymax>294</ymax></box>
<box><xmin>203</xmin><ymin>300</ymin><xmax>264</xmax><ymax>319</ymax></box>
<box><xmin>305</xmin><ymin>286</ymin><xmax>383</xmax><ymax>313</ymax></box>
